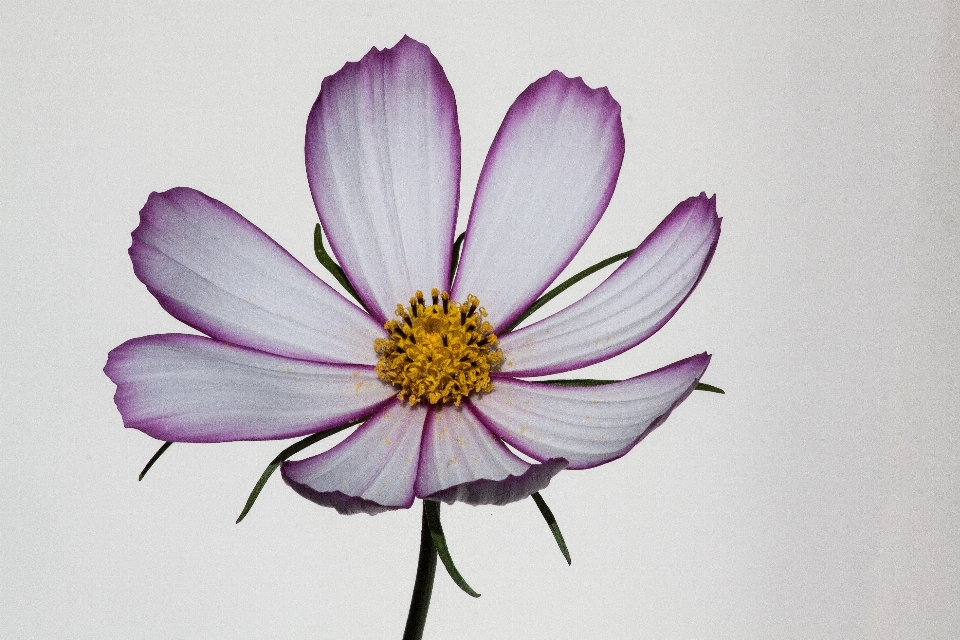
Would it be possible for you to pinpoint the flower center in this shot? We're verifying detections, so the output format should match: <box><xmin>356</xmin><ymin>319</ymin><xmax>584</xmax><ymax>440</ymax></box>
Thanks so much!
<box><xmin>375</xmin><ymin>288</ymin><xmax>502</xmax><ymax>406</ymax></box>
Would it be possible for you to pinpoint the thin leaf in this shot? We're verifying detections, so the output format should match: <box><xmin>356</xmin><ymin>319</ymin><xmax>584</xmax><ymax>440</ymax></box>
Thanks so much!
<box><xmin>236</xmin><ymin>417</ymin><xmax>365</xmax><ymax>523</ymax></box>
<box><xmin>448</xmin><ymin>231</ymin><xmax>466</xmax><ymax>287</ymax></box>
<box><xmin>539</xmin><ymin>378</ymin><xmax>617</xmax><ymax>386</ymax></box>
<box><xmin>531</xmin><ymin>492</ymin><xmax>571</xmax><ymax>565</ymax></box>
<box><xmin>503</xmin><ymin>249</ymin><xmax>632</xmax><ymax>333</ymax></box>
<box><xmin>540</xmin><ymin>378</ymin><xmax>725</xmax><ymax>394</ymax></box>
<box><xmin>695</xmin><ymin>382</ymin><xmax>725</xmax><ymax>394</ymax></box>
<box><xmin>138</xmin><ymin>441</ymin><xmax>173</xmax><ymax>481</ymax></box>
<box><xmin>424</xmin><ymin>500</ymin><xmax>480</xmax><ymax>598</ymax></box>
<box><xmin>313</xmin><ymin>224</ymin><xmax>369</xmax><ymax>312</ymax></box>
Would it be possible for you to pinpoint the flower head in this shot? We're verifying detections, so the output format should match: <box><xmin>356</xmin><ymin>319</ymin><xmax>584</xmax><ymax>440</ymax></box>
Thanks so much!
<box><xmin>105</xmin><ymin>36</ymin><xmax>720</xmax><ymax>515</ymax></box>
<box><xmin>374</xmin><ymin>289</ymin><xmax>502</xmax><ymax>406</ymax></box>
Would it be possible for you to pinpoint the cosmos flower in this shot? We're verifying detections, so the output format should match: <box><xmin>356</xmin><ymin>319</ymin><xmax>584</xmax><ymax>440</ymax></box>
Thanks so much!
<box><xmin>104</xmin><ymin>36</ymin><xmax>721</xmax><ymax>516</ymax></box>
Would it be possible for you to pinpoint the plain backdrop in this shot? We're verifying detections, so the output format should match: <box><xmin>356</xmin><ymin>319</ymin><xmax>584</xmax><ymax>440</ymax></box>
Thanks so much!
<box><xmin>2</xmin><ymin>2</ymin><xmax>958</xmax><ymax>638</ymax></box>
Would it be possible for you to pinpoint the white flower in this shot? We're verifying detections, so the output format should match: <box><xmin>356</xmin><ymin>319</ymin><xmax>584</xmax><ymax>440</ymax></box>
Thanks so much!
<box><xmin>105</xmin><ymin>37</ymin><xmax>720</xmax><ymax>515</ymax></box>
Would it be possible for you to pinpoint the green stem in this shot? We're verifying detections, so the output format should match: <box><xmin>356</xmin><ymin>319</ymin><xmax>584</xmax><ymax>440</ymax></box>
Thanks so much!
<box><xmin>403</xmin><ymin>501</ymin><xmax>438</xmax><ymax>640</ymax></box>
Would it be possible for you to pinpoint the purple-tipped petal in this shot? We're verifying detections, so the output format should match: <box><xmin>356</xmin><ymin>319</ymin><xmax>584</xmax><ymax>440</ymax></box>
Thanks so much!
<box><xmin>452</xmin><ymin>71</ymin><xmax>624</xmax><ymax>331</ymax></box>
<box><xmin>281</xmin><ymin>402</ymin><xmax>426</xmax><ymax>515</ymax></box>
<box><xmin>424</xmin><ymin>459</ymin><xmax>569</xmax><ymax>507</ymax></box>
<box><xmin>415</xmin><ymin>403</ymin><xmax>568</xmax><ymax>506</ymax></box>
<box><xmin>130</xmin><ymin>188</ymin><xmax>384</xmax><ymax>365</ymax></box>
<box><xmin>305</xmin><ymin>36</ymin><xmax>460</xmax><ymax>321</ymax></box>
<box><xmin>499</xmin><ymin>194</ymin><xmax>721</xmax><ymax>376</ymax></box>
<box><xmin>472</xmin><ymin>354</ymin><xmax>710</xmax><ymax>470</ymax></box>
<box><xmin>104</xmin><ymin>334</ymin><xmax>394</xmax><ymax>443</ymax></box>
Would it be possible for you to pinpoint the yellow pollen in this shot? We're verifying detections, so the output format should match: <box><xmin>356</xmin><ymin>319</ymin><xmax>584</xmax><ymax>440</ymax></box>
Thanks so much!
<box><xmin>375</xmin><ymin>289</ymin><xmax>502</xmax><ymax>406</ymax></box>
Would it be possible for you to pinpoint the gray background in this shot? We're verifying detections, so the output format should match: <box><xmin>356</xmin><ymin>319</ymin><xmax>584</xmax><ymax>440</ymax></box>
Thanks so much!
<box><xmin>3</xmin><ymin>1</ymin><xmax>958</xmax><ymax>638</ymax></box>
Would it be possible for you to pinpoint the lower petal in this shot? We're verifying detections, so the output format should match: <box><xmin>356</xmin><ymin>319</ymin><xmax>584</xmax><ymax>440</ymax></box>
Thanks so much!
<box><xmin>472</xmin><ymin>354</ymin><xmax>710</xmax><ymax>470</ymax></box>
<box><xmin>415</xmin><ymin>403</ymin><xmax>568</xmax><ymax>506</ymax></box>
<box><xmin>104</xmin><ymin>334</ymin><xmax>394</xmax><ymax>442</ymax></box>
<box><xmin>281</xmin><ymin>402</ymin><xmax>426</xmax><ymax>515</ymax></box>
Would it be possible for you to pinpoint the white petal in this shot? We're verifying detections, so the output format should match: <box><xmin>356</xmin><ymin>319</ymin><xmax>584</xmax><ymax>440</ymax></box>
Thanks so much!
<box><xmin>305</xmin><ymin>36</ymin><xmax>460</xmax><ymax>321</ymax></box>
<box><xmin>104</xmin><ymin>334</ymin><xmax>395</xmax><ymax>443</ymax></box>
<box><xmin>415</xmin><ymin>403</ymin><xmax>567</xmax><ymax>505</ymax></box>
<box><xmin>281</xmin><ymin>402</ymin><xmax>426</xmax><ymax>515</ymax></box>
<box><xmin>131</xmin><ymin>188</ymin><xmax>383</xmax><ymax>365</ymax></box>
<box><xmin>499</xmin><ymin>194</ymin><xmax>721</xmax><ymax>376</ymax></box>
<box><xmin>452</xmin><ymin>71</ymin><xmax>624</xmax><ymax>330</ymax></box>
<box><xmin>471</xmin><ymin>354</ymin><xmax>710</xmax><ymax>469</ymax></box>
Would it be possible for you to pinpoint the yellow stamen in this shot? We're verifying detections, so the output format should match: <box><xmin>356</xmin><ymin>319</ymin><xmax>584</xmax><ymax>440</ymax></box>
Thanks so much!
<box><xmin>375</xmin><ymin>290</ymin><xmax>502</xmax><ymax>406</ymax></box>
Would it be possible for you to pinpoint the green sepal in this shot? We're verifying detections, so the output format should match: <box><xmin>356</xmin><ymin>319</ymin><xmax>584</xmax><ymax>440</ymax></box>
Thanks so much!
<box><xmin>313</xmin><ymin>224</ymin><xmax>369</xmax><ymax>313</ymax></box>
<box><xmin>503</xmin><ymin>249</ymin><xmax>633</xmax><ymax>333</ymax></box>
<box><xmin>236</xmin><ymin>417</ymin><xmax>365</xmax><ymax>523</ymax></box>
<box><xmin>531</xmin><ymin>492</ymin><xmax>571</xmax><ymax>565</ymax></box>
<box><xmin>694</xmin><ymin>382</ymin><xmax>725</xmax><ymax>394</ymax></box>
<box><xmin>539</xmin><ymin>378</ymin><xmax>617</xmax><ymax>386</ymax></box>
<box><xmin>539</xmin><ymin>378</ymin><xmax>725</xmax><ymax>394</ymax></box>
<box><xmin>423</xmin><ymin>500</ymin><xmax>480</xmax><ymax>598</ymax></box>
<box><xmin>449</xmin><ymin>231</ymin><xmax>466</xmax><ymax>287</ymax></box>
<box><xmin>138</xmin><ymin>441</ymin><xmax>173</xmax><ymax>481</ymax></box>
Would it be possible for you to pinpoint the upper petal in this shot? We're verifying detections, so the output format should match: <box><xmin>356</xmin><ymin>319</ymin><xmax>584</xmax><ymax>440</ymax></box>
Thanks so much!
<box><xmin>131</xmin><ymin>188</ymin><xmax>384</xmax><ymax>365</ymax></box>
<box><xmin>305</xmin><ymin>36</ymin><xmax>460</xmax><ymax>321</ymax></box>
<box><xmin>415</xmin><ymin>403</ymin><xmax>568</xmax><ymax>506</ymax></box>
<box><xmin>499</xmin><ymin>194</ymin><xmax>721</xmax><ymax>376</ymax></box>
<box><xmin>471</xmin><ymin>354</ymin><xmax>710</xmax><ymax>470</ymax></box>
<box><xmin>281</xmin><ymin>402</ymin><xmax>426</xmax><ymax>515</ymax></box>
<box><xmin>104</xmin><ymin>334</ymin><xmax>394</xmax><ymax>442</ymax></box>
<box><xmin>452</xmin><ymin>71</ymin><xmax>624</xmax><ymax>331</ymax></box>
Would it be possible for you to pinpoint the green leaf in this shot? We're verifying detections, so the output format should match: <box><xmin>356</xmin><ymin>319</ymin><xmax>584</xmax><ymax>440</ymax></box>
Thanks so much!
<box><xmin>236</xmin><ymin>417</ymin><xmax>365</xmax><ymax>523</ymax></box>
<box><xmin>449</xmin><ymin>231</ymin><xmax>466</xmax><ymax>287</ymax></box>
<box><xmin>531</xmin><ymin>492</ymin><xmax>571</xmax><ymax>565</ymax></box>
<box><xmin>539</xmin><ymin>378</ymin><xmax>617</xmax><ymax>386</ymax></box>
<box><xmin>540</xmin><ymin>378</ymin><xmax>725</xmax><ymax>394</ymax></box>
<box><xmin>313</xmin><ymin>224</ymin><xmax>369</xmax><ymax>312</ymax></box>
<box><xmin>423</xmin><ymin>500</ymin><xmax>480</xmax><ymax>598</ymax></box>
<box><xmin>695</xmin><ymin>382</ymin><xmax>725</xmax><ymax>394</ymax></box>
<box><xmin>502</xmin><ymin>249</ymin><xmax>633</xmax><ymax>333</ymax></box>
<box><xmin>138</xmin><ymin>441</ymin><xmax>173</xmax><ymax>481</ymax></box>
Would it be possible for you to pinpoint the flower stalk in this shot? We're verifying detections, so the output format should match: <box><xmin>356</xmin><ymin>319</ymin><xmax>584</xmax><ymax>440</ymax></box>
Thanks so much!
<box><xmin>403</xmin><ymin>501</ymin><xmax>439</xmax><ymax>640</ymax></box>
